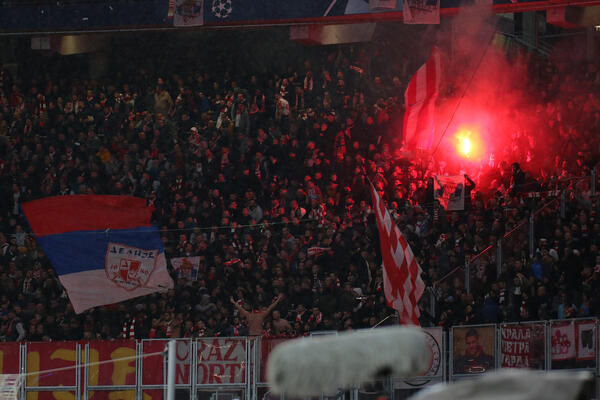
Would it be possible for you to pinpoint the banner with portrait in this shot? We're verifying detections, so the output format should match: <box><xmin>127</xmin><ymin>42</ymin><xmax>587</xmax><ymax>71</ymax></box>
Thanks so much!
<box><xmin>500</xmin><ymin>322</ymin><xmax>545</xmax><ymax>369</ymax></box>
<box><xmin>452</xmin><ymin>325</ymin><xmax>496</xmax><ymax>375</ymax></box>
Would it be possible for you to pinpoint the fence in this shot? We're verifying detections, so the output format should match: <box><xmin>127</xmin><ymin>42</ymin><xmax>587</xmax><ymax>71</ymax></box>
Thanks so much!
<box><xmin>434</xmin><ymin>166</ymin><xmax>599</xmax><ymax>297</ymax></box>
<box><xmin>1</xmin><ymin>319</ymin><xmax>599</xmax><ymax>400</ymax></box>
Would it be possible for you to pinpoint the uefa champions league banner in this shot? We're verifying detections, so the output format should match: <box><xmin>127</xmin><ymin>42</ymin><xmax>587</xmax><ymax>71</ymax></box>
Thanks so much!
<box><xmin>201</xmin><ymin>0</ymin><xmax>402</xmax><ymax>22</ymax></box>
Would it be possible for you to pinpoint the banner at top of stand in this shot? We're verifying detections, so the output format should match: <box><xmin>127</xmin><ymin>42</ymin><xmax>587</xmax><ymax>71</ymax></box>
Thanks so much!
<box><xmin>202</xmin><ymin>0</ymin><xmax>402</xmax><ymax>23</ymax></box>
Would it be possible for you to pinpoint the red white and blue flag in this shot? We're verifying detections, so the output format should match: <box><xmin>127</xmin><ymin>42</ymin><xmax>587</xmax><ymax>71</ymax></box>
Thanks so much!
<box><xmin>171</xmin><ymin>256</ymin><xmax>201</xmax><ymax>280</ymax></box>
<box><xmin>403</xmin><ymin>46</ymin><xmax>441</xmax><ymax>150</ymax></box>
<box><xmin>370</xmin><ymin>184</ymin><xmax>424</xmax><ymax>325</ymax></box>
<box><xmin>23</xmin><ymin>195</ymin><xmax>174</xmax><ymax>314</ymax></box>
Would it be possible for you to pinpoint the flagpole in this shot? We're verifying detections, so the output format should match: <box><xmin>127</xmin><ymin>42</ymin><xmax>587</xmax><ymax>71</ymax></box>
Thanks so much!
<box><xmin>371</xmin><ymin>314</ymin><xmax>394</xmax><ymax>329</ymax></box>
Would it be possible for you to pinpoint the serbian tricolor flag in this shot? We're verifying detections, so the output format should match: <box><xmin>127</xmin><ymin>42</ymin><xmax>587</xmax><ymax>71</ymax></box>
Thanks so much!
<box><xmin>22</xmin><ymin>195</ymin><xmax>174</xmax><ymax>314</ymax></box>
<box><xmin>403</xmin><ymin>46</ymin><xmax>441</xmax><ymax>150</ymax></box>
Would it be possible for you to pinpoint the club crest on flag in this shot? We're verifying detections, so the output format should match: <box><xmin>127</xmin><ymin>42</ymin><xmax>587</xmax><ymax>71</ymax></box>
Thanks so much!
<box><xmin>106</xmin><ymin>243</ymin><xmax>158</xmax><ymax>291</ymax></box>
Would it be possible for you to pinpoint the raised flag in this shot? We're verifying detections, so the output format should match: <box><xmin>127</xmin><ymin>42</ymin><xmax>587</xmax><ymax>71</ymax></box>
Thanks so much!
<box><xmin>22</xmin><ymin>195</ymin><xmax>174</xmax><ymax>314</ymax></box>
<box><xmin>171</xmin><ymin>256</ymin><xmax>201</xmax><ymax>280</ymax></box>
<box><xmin>403</xmin><ymin>46</ymin><xmax>441</xmax><ymax>150</ymax></box>
<box><xmin>403</xmin><ymin>0</ymin><xmax>440</xmax><ymax>24</ymax></box>
<box><xmin>369</xmin><ymin>184</ymin><xmax>425</xmax><ymax>325</ymax></box>
<box><xmin>174</xmin><ymin>0</ymin><xmax>204</xmax><ymax>26</ymax></box>
<box><xmin>434</xmin><ymin>175</ymin><xmax>465</xmax><ymax>211</ymax></box>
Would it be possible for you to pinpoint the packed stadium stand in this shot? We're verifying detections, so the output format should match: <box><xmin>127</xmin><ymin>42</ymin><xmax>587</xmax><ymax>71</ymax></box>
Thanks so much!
<box><xmin>3</xmin><ymin>3</ymin><xmax>600</xmax><ymax>397</ymax></box>
<box><xmin>0</xmin><ymin>24</ymin><xmax>597</xmax><ymax>343</ymax></box>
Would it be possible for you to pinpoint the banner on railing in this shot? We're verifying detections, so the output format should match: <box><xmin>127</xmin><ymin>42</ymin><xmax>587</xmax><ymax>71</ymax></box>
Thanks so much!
<box><xmin>260</xmin><ymin>337</ymin><xmax>290</xmax><ymax>382</ymax></box>
<box><xmin>0</xmin><ymin>343</ymin><xmax>19</xmax><ymax>374</ymax></box>
<box><xmin>551</xmin><ymin>319</ymin><xmax>597</xmax><ymax>370</ymax></box>
<box><xmin>500</xmin><ymin>323</ymin><xmax>545</xmax><ymax>369</ymax></box>
<box><xmin>452</xmin><ymin>325</ymin><xmax>496</xmax><ymax>375</ymax></box>
<box><xmin>26</xmin><ymin>341</ymin><xmax>78</xmax><ymax>388</ymax></box>
<box><xmin>87</xmin><ymin>340</ymin><xmax>137</xmax><ymax>387</ymax></box>
<box><xmin>176</xmin><ymin>338</ymin><xmax>247</xmax><ymax>385</ymax></box>
<box><xmin>551</xmin><ymin>321</ymin><xmax>575</xmax><ymax>361</ymax></box>
<box><xmin>397</xmin><ymin>327</ymin><xmax>443</xmax><ymax>388</ymax></box>
<box><xmin>576</xmin><ymin>320</ymin><xmax>596</xmax><ymax>361</ymax></box>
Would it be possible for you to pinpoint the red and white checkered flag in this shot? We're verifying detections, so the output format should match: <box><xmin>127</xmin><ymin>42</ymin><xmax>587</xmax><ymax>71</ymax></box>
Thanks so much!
<box><xmin>403</xmin><ymin>46</ymin><xmax>442</xmax><ymax>150</ymax></box>
<box><xmin>370</xmin><ymin>183</ymin><xmax>425</xmax><ymax>325</ymax></box>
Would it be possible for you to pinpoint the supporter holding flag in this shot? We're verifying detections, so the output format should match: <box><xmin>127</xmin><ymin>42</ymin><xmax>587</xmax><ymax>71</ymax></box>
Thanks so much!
<box><xmin>22</xmin><ymin>195</ymin><xmax>174</xmax><ymax>314</ymax></box>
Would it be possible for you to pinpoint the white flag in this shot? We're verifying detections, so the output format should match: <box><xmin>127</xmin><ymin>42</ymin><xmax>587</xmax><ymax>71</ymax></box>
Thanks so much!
<box><xmin>174</xmin><ymin>0</ymin><xmax>204</xmax><ymax>27</ymax></box>
<box><xmin>434</xmin><ymin>175</ymin><xmax>465</xmax><ymax>211</ymax></box>
<box><xmin>171</xmin><ymin>256</ymin><xmax>201</xmax><ymax>280</ymax></box>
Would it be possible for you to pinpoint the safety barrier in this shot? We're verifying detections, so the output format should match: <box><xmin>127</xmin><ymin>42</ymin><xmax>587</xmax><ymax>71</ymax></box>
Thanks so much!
<box><xmin>0</xmin><ymin>320</ymin><xmax>597</xmax><ymax>400</ymax></box>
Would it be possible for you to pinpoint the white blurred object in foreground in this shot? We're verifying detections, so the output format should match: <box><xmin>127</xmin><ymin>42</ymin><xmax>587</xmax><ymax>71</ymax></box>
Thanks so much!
<box><xmin>267</xmin><ymin>327</ymin><xmax>430</xmax><ymax>397</ymax></box>
<box><xmin>410</xmin><ymin>369</ymin><xmax>592</xmax><ymax>400</ymax></box>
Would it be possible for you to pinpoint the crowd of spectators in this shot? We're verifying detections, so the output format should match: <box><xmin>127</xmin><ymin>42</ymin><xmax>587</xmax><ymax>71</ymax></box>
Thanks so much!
<box><xmin>0</xmin><ymin>32</ymin><xmax>600</xmax><ymax>342</ymax></box>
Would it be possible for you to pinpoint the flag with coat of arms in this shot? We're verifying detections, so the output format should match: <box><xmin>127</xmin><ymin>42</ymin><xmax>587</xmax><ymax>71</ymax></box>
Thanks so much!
<box><xmin>22</xmin><ymin>195</ymin><xmax>174</xmax><ymax>314</ymax></box>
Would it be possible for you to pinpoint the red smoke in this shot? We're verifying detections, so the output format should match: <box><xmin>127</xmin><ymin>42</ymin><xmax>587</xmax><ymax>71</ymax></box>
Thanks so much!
<box><xmin>426</xmin><ymin>9</ymin><xmax>540</xmax><ymax>182</ymax></box>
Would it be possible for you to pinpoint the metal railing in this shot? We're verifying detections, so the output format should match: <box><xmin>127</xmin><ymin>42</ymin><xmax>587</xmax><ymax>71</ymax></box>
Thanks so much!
<box><xmin>434</xmin><ymin>166</ymin><xmax>599</xmax><ymax>298</ymax></box>
<box><xmin>2</xmin><ymin>319</ymin><xmax>598</xmax><ymax>400</ymax></box>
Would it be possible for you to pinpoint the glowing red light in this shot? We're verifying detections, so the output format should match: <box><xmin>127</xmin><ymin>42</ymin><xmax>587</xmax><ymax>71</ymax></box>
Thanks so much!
<box><xmin>453</xmin><ymin>127</ymin><xmax>483</xmax><ymax>161</ymax></box>
<box><xmin>459</xmin><ymin>135</ymin><xmax>472</xmax><ymax>157</ymax></box>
